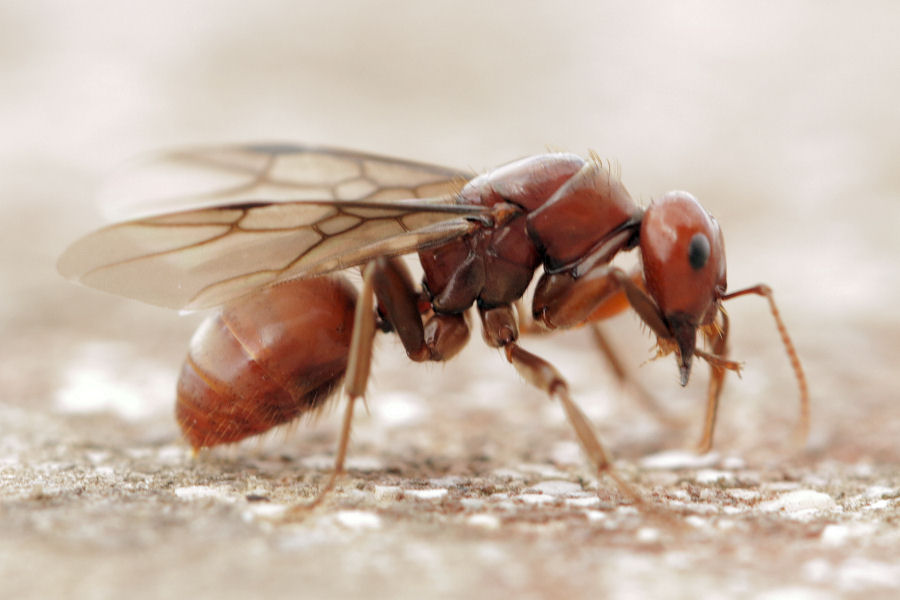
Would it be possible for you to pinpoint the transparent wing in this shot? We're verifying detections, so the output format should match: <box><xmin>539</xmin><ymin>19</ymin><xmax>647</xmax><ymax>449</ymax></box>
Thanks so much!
<box><xmin>97</xmin><ymin>143</ymin><xmax>471</xmax><ymax>219</ymax></box>
<box><xmin>59</xmin><ymin>145</ymin><xmax>485</xmax><ymax>310</ymax></box>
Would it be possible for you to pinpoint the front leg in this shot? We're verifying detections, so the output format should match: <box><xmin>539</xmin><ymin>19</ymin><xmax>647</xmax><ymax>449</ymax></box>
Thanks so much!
<box><xmin>533</xmin><ymin>263</ymin><xmax>740</xmax><ymax>452</ymax></box>
<box><xmin>697</xmin><ymin>310</ymin><xmax>730</xmax><ymax>453</ymax></box>
<box><xmin>532</xmin><ymin>265</ymin><xmax>641</xmax><ymax>331</ymax></box>
<box><xmin>527</xmin><ymin>266</ymin><xmax>682</xmax><ymax>426</ymax></box>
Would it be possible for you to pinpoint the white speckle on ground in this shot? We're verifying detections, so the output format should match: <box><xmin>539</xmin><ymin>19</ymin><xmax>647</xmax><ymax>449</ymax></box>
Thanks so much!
<box><xmin>864</xmin><ymin>485</ymin><xmax>895</xmax><ymax>498</ymax></box>
<box><xmin>836</xmin><ymin>558</ymin><xmax>900</xmax><ymax>591</ymax></box>
<box><xmin>156</xmin><ymin>445</ymin><xmax>188</xmax><ymax>464</ymax></box>
<box><xmin>640</xmin><ymin>450</ymin><xmax>721</xmax><ymax>469</ymax></box>
<box><xmin>490</xmin><ymin>468</ymin><xmax>525</xmax><ymax>480</ymax></box>
<box><xmin>371</xmin><ymin>391</ymin><xmax>427</xmax><ymax>426</ymax></box>
<box><xmin>173</xmin><ymin>485</ymin><xmax>236</xmax><ymax>502</ymax></box>
<box><xmin>333</xmin><ymin>510</ymin><xmax>382</xmax><ymax>530</ymax></box>
<box><xmin>636</xmin><ymin>527</ymin><xmax>660</xmax><ymax>543</ymax></box>
<box><xmin>584</xmin><ymin>510</ymin><xmax>607</xmax><ymax>522</ymax></box>
<box><xmin>467</xmin><ymin>514</ymin><xmax>501</xmax><ymax>529</ymax></box>
<box><xmin>667</xmin><ymin>500</ymin><xmax>719</xmax><ymax>515</ymax></box>
<box><xmin>802</xmin><ymin>556</ymin><xmax>900</xmax><ymax>593</ymax></box>
<box><xmin>344</xmin><ymin>456</ymin><xmax>385</xmax><ymax>471</ymax></box>
<box><xmin>428</xmin><ymin>476</ymin><xmax>463</xmax><ymax>487</ymax></box>
<box><xmin>695</xmin><ymin>469</ymin><xmax>735</xmax><ymax>485</ymax></box>
<box><xmin>755</xmin><ymin>586</ymin><xmax>837</xmax><ymax>600</ymax></box>
<box><xmin>84</xmin><ymin>450</ymin><xmax>110</xmax><ymax>464</ymax></box>
<box><xmin>526</xmin><ymin>480</ymin><xmax>586</xmax><ymax>497</ymax></box>
<box><xmin>460</xmin><ymin>497</ymin><xmax>485</xmax><ymax>510</ymax></box>
<box><xmin>242</xmin><ymin>502</ymin><xmax>289</xmax><ymax>521</ymax></box>
<box><xmin>374</xmin><ymin>485</ymin><xmax>401</xmax><ymax>500</ymax></box>
<box><xmin>515</xmin><ymin>493</ymin><xmax>554</xmax><ymax>505</ymax></box>
<box><xmin>92</xmin><ymin>466</ymin><xmax>115</xmax><ymax>478</ymax></box>
<box><xmin>727</xmin><ymin>488</ymin><xmax>762</xmax><ymax>502</ymax></box>
<box><xmin>820</xmin><ymin>524</ymin><xmax>851</xmax><ymax>547</ymax></box>
<box><xmin>299</xmin><ymin>454</ymin><xmax>335</xmax><ymax>470</ymax></box>
<box><xmin>684</xmin><ymin>515</ymin><xmax>711</xmax><ymax>529</ymax></box>
<box><xmin>515</xmin><ymin>463</ymin><xmax>570</xmax><ymax>479</ymax></box>
<box><xmin>403</xmin><ymin>488</ymin><xmax>448</xmax><ymax>500</ymax></box>
<box><xmin>549</xmin><ymin>440</ymin><xmax>584</xmax><ymax>465</ymax></box>
<box><xmin>565</xmin><ymin>496</ymin><xmax>601</xmax><ymax>508</ymax></box>
<box><xmin>763</xmin><ymin>482</ymin><xmax>804</xmax><ymax>492</ymax></box>
<box><xmin>758</xmin><ymin>490</ymin><xmax>838</xmax><ymax>516</ymax></box>
<box><xmin>820</xmin><ymin>522</ymin><xmax>879</xmax><ymax>547</ymax></box>
<box><xmin>668</xmin><ymin>489</ymin><xmax>691</xmax><ymax>501</ymax></box>
<box><xmin>863</xmin><ymin>499</ymin><xmax>891</xmax><ymax>511</ymax></box>
<box><xmin>721</xmin><ymin>456</ymin><xmax>747</xmax><ymax>470</ymax></box>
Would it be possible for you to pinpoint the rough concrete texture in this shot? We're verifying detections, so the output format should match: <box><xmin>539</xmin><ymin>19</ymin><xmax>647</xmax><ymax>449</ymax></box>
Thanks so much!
<box><xmin>3</xmin><ymin>2</ymin><xmax>900</xmax><ymax>599</ymax></box>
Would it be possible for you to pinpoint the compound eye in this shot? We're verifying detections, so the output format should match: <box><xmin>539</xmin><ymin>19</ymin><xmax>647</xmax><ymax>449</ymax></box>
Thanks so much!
<box><xmin>688</xmin><ymin>233</ymin><xmax>710</xmax><ymax>270</ymax></box>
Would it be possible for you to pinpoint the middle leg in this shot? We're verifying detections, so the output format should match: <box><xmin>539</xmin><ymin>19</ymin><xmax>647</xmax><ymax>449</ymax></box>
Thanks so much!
<box><xmin>479</xmin><ymin>303</ymin><xmax>642</xmax><ymax>503</ymax></box>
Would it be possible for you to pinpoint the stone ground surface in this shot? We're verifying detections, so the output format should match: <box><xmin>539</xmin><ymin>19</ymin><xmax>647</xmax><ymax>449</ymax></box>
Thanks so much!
<box><xmin>3</xmin><ymin>3</ymin><xmax>900</xmax><ymax>599</ymax></box>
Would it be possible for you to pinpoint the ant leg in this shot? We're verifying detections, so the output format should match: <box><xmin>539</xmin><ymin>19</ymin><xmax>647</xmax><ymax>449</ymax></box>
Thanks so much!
<box><xmin>291</xmin><ymin>258</ymin><xmax>473</xmax><ymax>515</ymax></box>
<box><xmin>520</xmin><ymin>268</ymin><xmax>631</xmax><ymax>331</ymax></box>
<box><xmin>373</xmin><ymin>257</ymin><xmax>470</xmax><ymax>362</ymax></box>
<box><xmin>506</xmin><ymin>342</ymin><xmax>642</xmax><ymax>503</ymax></box>
<box><xmin>479</xmin><ymin>304</ymin><xmax>642</xmax><ymax>504</ymax></box>
<box><xmin>532</xmin><ymin>266</ymin><xmax>679</xmax><ymax>426</ymax></box>
<box><xmin>589</xmin><ymin>323</ymin><xmax>629</xmax><ymax>381</ymax></box>
<box><xmin>532</xmin><ymin>265</ymin><xmax>633</xmax><ymax>331</ymax></box>
<box><xmin>607</xmin><ymin>269</ymin><xmax>744</xmax><ymax>377</ymax></box>
<box><xmin>605</xmin><ymin>269</ymin><xmax>671</xmax><ymax>341</ymax></box>
<box><xmin>697</xmin><ymin>311</ymin><xmax>729</xmax><ymax>453</ymax></box>
<box><xmin>289</xmin><ymin>262</ymin><xmax>379</xmax><ymax>513</ymax></box>
<box><xmin>537</xmin><ymin>263</ymin><xmax>676</xmax><ymax>350</ymax></box>
<box><xmin>515</xmin><ymin>299</ymin><xmax>544</xmax><ymax>335</ymax></box>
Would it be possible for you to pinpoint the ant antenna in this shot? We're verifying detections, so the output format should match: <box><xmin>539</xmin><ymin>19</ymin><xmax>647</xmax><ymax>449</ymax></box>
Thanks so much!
<box><xmin>721</xmin><ymin>284</ymin><xmax>809</xmax><ymax>445</ymax></box>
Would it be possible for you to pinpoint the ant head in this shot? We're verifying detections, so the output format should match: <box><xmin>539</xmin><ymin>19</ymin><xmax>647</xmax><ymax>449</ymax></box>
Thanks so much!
<box><xmin>640</xmin><ymin>192</ymin><xmax>727</xmax><ymax>384</ymax></box>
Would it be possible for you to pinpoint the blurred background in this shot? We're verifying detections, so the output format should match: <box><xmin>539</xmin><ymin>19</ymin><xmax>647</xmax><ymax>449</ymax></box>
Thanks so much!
<box><xmin>2</xmin><ymin>1</ymin><xmax>899</xmax><ymax>598</ymax></box>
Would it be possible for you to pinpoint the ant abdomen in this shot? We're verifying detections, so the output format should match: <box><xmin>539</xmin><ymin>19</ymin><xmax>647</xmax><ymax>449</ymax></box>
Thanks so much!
<box><xmin>175</xmin><ymin>275</ymin><xmax>358</xmax><ymax>449</ymax></box>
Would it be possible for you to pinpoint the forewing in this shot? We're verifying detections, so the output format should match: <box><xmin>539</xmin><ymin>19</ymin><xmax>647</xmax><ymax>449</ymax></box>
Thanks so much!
<box><xmin>59</xmin><ymin>145</ymin><xmax>484</xmax><ymax>310</ymax></box>
<box><xmin>98</xmin><ymin>143</ymin><xmax>471</xmax><ymax>219</ymax></box>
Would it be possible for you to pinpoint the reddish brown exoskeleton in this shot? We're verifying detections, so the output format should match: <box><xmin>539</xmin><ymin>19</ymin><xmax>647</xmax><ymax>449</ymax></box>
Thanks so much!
<box><xmin>58</xmin><ymin>145</ymin><xmax>808</xmax><ymax>504</ymax></box>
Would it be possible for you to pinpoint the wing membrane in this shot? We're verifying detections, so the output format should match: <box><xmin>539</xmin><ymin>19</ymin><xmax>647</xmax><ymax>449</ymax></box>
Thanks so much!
<box><xmin>59</xmin><ymin>145</ymin><xmax>483</xmax><ymax>310</ymax></box>
<box><xmin>99</xmin><ymin>143</ymin><xmax>470</xmax><ymax>219</ymax></box>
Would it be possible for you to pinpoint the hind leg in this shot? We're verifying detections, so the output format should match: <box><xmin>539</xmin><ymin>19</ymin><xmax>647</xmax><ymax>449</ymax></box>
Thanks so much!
<box><xmin>290</xmin><ymin>258</ymin><xmax>473</xmax><ymax>513</ymax></box>
<box><xmin>289</xmin><ymin>262</ymin><xmax>380</xmax><ymax>513</ymax></box>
